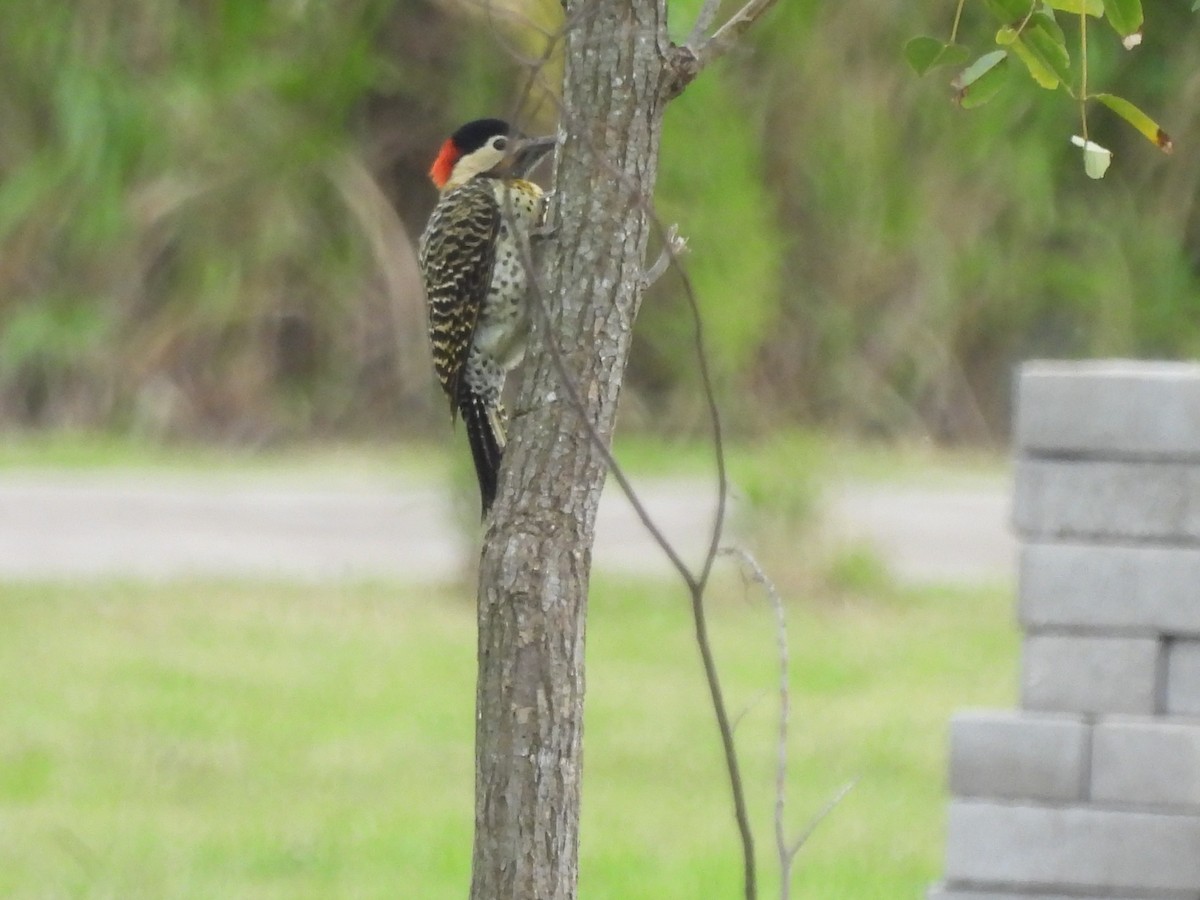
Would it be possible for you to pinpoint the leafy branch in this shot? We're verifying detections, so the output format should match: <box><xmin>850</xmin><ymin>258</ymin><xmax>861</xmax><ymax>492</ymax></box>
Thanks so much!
<box><xmin>906</xmin><ymin>0</ymin><xmax>1179</xmax><ymax>178</ymax></box>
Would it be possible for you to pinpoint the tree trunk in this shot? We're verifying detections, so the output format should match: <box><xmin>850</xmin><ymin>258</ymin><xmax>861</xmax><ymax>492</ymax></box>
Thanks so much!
<box><xmin>469</xmin><ymin>1</ymin><xmax>669</xmax><ymax>897</ymax></box>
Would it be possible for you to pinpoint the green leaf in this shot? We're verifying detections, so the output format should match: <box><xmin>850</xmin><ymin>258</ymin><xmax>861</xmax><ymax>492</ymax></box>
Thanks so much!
<box><xmin>984</xmin><ymin>0</ymin><xmax>1037</xmax><ymax>25</ymax></box>
<box><xmin>904</xmin><ymin>36</ymin><xmax>970</xmax><ymax>76</ymax></box>
<box><xmin>905</xmin><ymin>35</ymin><xmax>944</xmax><ymax>74</ymax></box>
<box><xmin>1032</xmin><ymin>7</ymin><xmax>1066</xmax><ymax>45</ymax></box>
<box><xmin>1104</xmin><ymin>0</ymin><xmax>1143</xmax><ymax>36</ymax></box>
<box><xmin>998</xmin><ymin>21</ymin><xmax>1070</xmax><ymax>89</ymax></box>
<box><xmin>953</xmin><ymin>50</ymin><xmax>1010</xmax><ymax>108</ymax></box>
<box><xmin>1044</xmin><ymin>0</ymin><xmax>1104</xmax><ymax>15</ymax></box>
<box><xmin>1007</xmin><ymin>38</ymin><xmax>1058</xmax><ymax>88</ymax></box>
<box><xmin>1025</xmin><ymin>18</ymin><xmax>1072</xmax><ymax>83</ymax></box>
<box><xmin>1095</xmin><ymin>93</ymin><xmax>1175</xmax><ymax>152</ymax></box>
<box><xmin>1193</xmin><ymin>0</ymin><xmax>1200</xmax><ymax>12</ymax></box>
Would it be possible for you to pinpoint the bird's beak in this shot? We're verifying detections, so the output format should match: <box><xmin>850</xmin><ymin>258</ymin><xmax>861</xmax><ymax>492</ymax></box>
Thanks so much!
<box><xmin>510</xmin><ymin>134</ymin><xmax>556</xmax><ymax>178</ymax></box>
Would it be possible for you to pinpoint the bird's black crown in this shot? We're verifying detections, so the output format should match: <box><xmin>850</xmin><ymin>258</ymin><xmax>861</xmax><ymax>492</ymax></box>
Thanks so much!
<box><xmin>451</xmin><ymin>118</ymin><xmax>512</xmax><ymax>153</ymax></box>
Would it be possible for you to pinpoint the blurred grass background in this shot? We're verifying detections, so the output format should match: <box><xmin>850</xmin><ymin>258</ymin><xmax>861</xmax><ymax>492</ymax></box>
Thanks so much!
<box><xmin>2</xmin><ymin>0</ymin><xmax>1197</xmax><ymax>446</ymax></box>
<box><xmin>0</xmin><ymin>575</ymin><xmax>1017</xmax><ymax>898</ymax></box>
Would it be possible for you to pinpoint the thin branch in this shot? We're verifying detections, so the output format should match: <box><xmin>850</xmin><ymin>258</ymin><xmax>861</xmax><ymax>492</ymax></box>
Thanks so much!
<box><xmin>785</xmin><ymin>779</ymin><xmax>858</xmax><ymax>860</ymax></box>
<box><xmin>730</xmin><ymin>688</ymin><xmax>770</xmax><ymax>733</ymax></box>
<box><xmin>687</xmin><ymin>0</ymin><xmax>725</xmax><ymax>47</ymax></box>
<box><xmin>949</xmin><ymin>0</ymin><xmax>967</xmax><ymax>44</ymax></box>
<box><xmin>585</xmin><ymin>164</ymin><xmax>752</xmax><ymax>896</ymax></box>
<box><xmin>689</xmin><ymin>564</ymin><xmax>756</xmax><ymax>900</ymax></box>
<box><xmin>723</xmin><ymin>546</ymin><xmax>857</xmax><ymax>898</ymax></box>
<box><xmin>641</xmin><ymin>223</ymin><xmax>688</xmax><ymax>289</ymax></box>
<box><xmin>1079</xmin><ymin>4</ymin><xmax>1090</xmax><ymax>143</ymax></box>
<box><xmin>666</xmin><ymin>0</ymin><xmax>783</xmax><ymax>99</ymax></box>
<box><xmin>635</xmin><ymin>209</ymin><xmax>753</xmax><ymax>899</ymax></box>
<box><xmin>698</xmin><ymin>0</ymin><xmax>783</xmax><ymax>65</ymax></box>
<box><xmin>1014</xmin><ymin>2</ymin><xmax>1037</xmax><ymax>37</ymax></box>
<box><xmin>685</xmin><ymin>231</ymin><xmax>729</xmax><ymax>597</ymax></box>
<box><xmin>723</xmin><ymin>546</ymin><xmax>792</xmax><ymax>896</ymax></box>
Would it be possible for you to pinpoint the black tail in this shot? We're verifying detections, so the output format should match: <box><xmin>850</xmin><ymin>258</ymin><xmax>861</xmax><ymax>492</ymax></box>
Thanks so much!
<box><xmin>459</xmin><ymin>390</ymin><xmax>504</xmax><ymax>517</ymax></box>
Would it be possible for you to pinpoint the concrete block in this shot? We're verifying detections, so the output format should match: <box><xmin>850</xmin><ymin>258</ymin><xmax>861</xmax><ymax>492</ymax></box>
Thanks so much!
<box><xmin>1016</xmin><ymin>359</ymin><xmax>1200</xmax><ymax>460</ymax></box>
<box><xmin>1020</xmin><ymin>542</ymin><xmax>1200</xmax><ymax>635</ymax></box>
<box><xmin>1186</xmin><ymin>468</ymin><xmax>1200</xmax><ymax>541</ymax></box>
<box><xmin>928</xmin><ymin>888</ymin><xmax>1156</xmax><ymax>900</ymax></box>
<box><xmin>1168</xmin><ymin>640</ymin><xmax>1200</xmax><ymax>716</ymax></box>
<box><xmin>944</xmin><ymin>800</ymin><xmax>1200</xmax><ymax>891</ymax></box>
<box><xmin>1013</xmin><ymin>459</ymin><xmax>1194</xmax><ymax>542</ymax></box>
<box><xmin>1093</xmin><ymin>717</ymin><xmax>1200</xmax><ymax>807</ymax></box>
<box><xmin>1022</xmin><ymin>634</ymin><xmax>1160</xmax><ymax>715</ymax></box>
<box><xmin>949</xmin><ymin>710</ymin><xmax>1088</xmax><ymax>801</ymax></box>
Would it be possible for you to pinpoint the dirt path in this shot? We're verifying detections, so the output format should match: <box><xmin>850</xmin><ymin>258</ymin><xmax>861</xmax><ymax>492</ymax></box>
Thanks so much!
<box><xmin>0</xmin><ymin>471</ymin><xmax>1013</xmax><ymax>584</ymax></box>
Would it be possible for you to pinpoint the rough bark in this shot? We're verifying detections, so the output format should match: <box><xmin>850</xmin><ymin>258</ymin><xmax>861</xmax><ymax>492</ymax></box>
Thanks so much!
<box><xmin>468</xmin><ymin>1</ymin><xmax>669</xmax><ymax>898</ymax></box>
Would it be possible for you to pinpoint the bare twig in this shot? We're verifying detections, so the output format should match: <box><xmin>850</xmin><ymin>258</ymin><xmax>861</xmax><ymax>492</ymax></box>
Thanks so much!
<box><xmin>683</xmin><ymin>223</ymin><xmax>729</xmax><ymax>597</ymax></box>
<box><xmin>641</xmin><ymin>223</ymin><xmax>688</xmax><ymax>289</ymax></box>
<box><xmin>949</xmin><ymin>0</ymin><xmax>967</xmax><ymax>45</ymax></box>
<box><xmin>687</xmin><ymin>553</ymin><xmax>755</xmax><ymax>900</ymax></box>
<box><xmin>662</xmin><ymin>204</ymin><xmax>754</xmax><ymax>899</ymax></box>
<box><xmin>666</xmin><ymin>0</ymin><xmax>784</xmax><ymax>99</ymax></box>
<box><xmin>723</xmin><ymin>546</ymin><xmax>793</xmax><ymax>895</ymax></box>
<box><xmin>686</xmin><ymin>0</ymin><xmax>725</xmax><ymax>47</ymax></box>
<box><xmin>1079</xmin><ymin>4</ymin><xmax>1090</xmax><ymax>143</ymax></box>
<box><xmin>579</xmin><ymin>150</ymin><xmax>753</xmax><ymax>895</ymax></box>
<box><xmin>698</xmin><ymin>0</ymin><xmax>783</xmax><ymax>64</ymax></box>
<box><xmin>785</xmin><ymin>779</ymin><xmax>858</xmax><ymax>861</ymax></box>
<box><xmin>723</xmin><ymin>546</ymin><xmax>857</xmax><ymax>898</ymax></box>
<box><xmin>730</xmin><ymin>688</ymin><xmax>770</xmax><ymax>733</ymax></box>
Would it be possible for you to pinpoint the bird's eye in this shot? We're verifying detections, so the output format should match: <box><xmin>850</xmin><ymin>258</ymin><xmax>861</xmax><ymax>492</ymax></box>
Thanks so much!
<box><xmin>491</xmin><ymin>136</ymin><xmax>508</xmax><ymax>151</ymax></box>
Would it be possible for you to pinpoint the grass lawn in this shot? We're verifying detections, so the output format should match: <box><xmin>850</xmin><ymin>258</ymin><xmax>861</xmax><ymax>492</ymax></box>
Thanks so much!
<box><xmin>0</xmin><ymin>571</ymin><xmax>1018</xmax><ymax>898</ymax></box>
<box><xmin>0</xmin><ymin>427</ymin><xmax>1007</xmax><ymax>484</ymax></box>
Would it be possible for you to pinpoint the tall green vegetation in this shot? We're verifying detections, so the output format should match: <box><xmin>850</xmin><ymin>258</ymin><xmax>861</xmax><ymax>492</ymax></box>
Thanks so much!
<box><xmin>646</xmin><ymin>0</ymin><xmax>1200</xmax><ymax>439</ymax></box>
<box><xmin>0</xmin><ymin>0</ymin><xmax>415</xmax><ymax>436</ymax></box>
<box><xmin>1</xmin><ymin>0</ymin><xmax>1198</xmax><ymax>441</ymax></box>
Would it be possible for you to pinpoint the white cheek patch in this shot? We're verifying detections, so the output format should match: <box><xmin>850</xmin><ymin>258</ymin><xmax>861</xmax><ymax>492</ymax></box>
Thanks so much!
<box><xmin>455</xmin><ymin>149</ymin><xmax>506</xmax><ymax>183</ymax></box>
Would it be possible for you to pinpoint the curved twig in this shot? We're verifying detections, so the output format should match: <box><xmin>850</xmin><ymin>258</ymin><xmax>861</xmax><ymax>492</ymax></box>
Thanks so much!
<box><xmin>666</xmin><ymin>0</ymin><xmax>784</xmax><ymax>99</ymax></box>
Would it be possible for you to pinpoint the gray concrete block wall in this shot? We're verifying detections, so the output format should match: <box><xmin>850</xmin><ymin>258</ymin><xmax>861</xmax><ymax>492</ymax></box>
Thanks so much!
<box><xmin>1020</xmin><ymin>543</ymin><xmax>1200</xmax><ymax>635</ymax></box>
<box><xmin>944</xmin><ymin>802</ymin><xmax>1200</xmax><ymax>892</ymax></box>
<box><xmin>931</xmin><ymin>361</ymin><xmax>1200</xmax><ymax>900</ymax></box>
<box><xmin>948</xmin><ymin>711</ymin><xmax>1089</xmax><ymax>801</ymax></box>
<box><xmin>1168</xmin><ymin>641</ymin><xmax>1200</xmax><ymax>716</ymax></box>
<box><xmin>929</xmin><ymin>892</ymin><xmax>1157</xmax><ymax>900</ymax></box>
<box><xmin>1092</xmin><ymin>718</ymin><xmax>1200</xmax><ymax>807</ymax></box>
<box><xmin>1021</xmin><ymin>634</ymin><xmax>1161</xmax><ymax>714</ymax></box>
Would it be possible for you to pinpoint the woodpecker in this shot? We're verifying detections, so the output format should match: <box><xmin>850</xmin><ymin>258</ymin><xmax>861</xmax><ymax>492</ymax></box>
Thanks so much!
<box><xmin>418</xmin><ymin>118</ymin><xmax>554</xmax><ymax>516</ymax></box>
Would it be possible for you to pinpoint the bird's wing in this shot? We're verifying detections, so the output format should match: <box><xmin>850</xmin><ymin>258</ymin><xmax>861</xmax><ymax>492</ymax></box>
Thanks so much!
<box><xmin>419</xmin><ymin>182</ymin><xmax>501</xmax><ymax>417</ymax></box>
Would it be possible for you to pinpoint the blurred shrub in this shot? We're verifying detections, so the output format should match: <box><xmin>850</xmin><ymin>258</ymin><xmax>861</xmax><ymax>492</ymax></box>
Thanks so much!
<box><xmin>728</xmin><ymin>431</ymin><xmax>826</xmax><ymax>533</ymax></box>
<box><xmin>822</xmin><ymin>544</ymin><xmax>894</xmax><ymax>599</ymax></box>
<box><xmin>2</xmin><ymin>0</ymin><xmax>1199</xmax><ymax>444</ymax></box>
<box><xmin>634</xmin><ymin>66</ymin><xmax>784</xmax><ymax>423</ymax></box>
<box><xmin>0</xmin><ymin>0</ymin><xmax>466</xmax><ymax>438</ymax></box>
<box><xmin>735</xmin><ymin>0</ymin><xmax>1200</xmax><ymax>441</ymax></box>
<box><xmin>629</xmin><ymin>0</ymin><xmax>1200</xmax><ymax>442</ymax></box>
